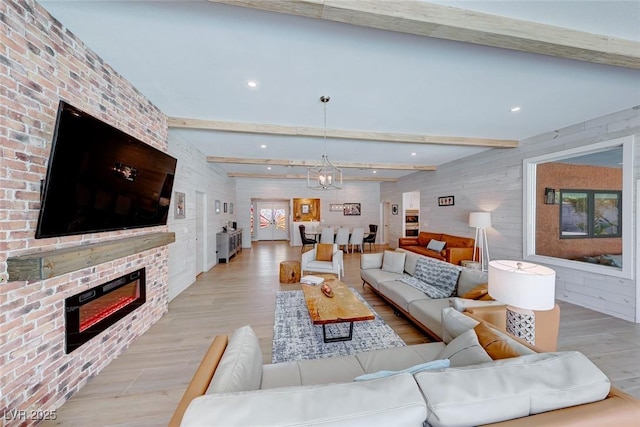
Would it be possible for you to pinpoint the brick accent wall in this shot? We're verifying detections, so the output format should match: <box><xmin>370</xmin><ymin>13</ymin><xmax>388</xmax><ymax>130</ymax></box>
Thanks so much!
<box><xmin>1</xmin><ymin>1</ymin><xmax>171</xmax><ymax>421</ymax></box>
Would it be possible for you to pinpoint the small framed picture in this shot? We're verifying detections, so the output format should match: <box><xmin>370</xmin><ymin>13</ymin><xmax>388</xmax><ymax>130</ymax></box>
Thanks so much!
<box><xmin>329</xmin><ymin>204</ymin><xmax>343</xmax><ymax>212</ymax></box>
<box><xmin>223</xmin><ymin>202</ymin><xmax>228</xmax><ymax>213</ymax></box>
<box><xmin>438</xmin><ymin>196</ymin><xmax>455</xmax><ymax>207</ymax></box>
<box><xmin>215</xmin><ymin>199</ymin><xmax>221</xmax><ymax>214</ymax></box>
<box><xmin>391</xmin><ymin>204</ymin><xmax>399</xmax><ymax>215</ymax></box>
<box><xmin>343</xmin><ymin>202</ymin><xmax>361</xmax><ymax>216</ymax></box>
<box><xmin>174</xmin><ymin>191</ymin><xmax>185</xmax><ymax>219</ymax></box>
<box><xmin>230</xmin><ymin>203</ymin><xmax>234</xmax><ymax>214</ymax></box>
<box><xmin>301</xmin><ymin>204</ymin><xmax>310</xmax><ymax>214</ymax></box>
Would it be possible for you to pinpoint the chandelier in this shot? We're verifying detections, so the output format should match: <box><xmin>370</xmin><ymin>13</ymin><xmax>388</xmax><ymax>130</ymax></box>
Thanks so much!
<box><xmin>307</xmin><ymin>96</ymin><xmax>343</xmax><ymax>190</ymax></box>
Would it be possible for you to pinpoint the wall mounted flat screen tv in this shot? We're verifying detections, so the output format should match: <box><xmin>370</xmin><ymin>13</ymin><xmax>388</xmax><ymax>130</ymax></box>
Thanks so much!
<box><xmin>35</xmin><ymin>101</ymin><xmax>177</xmax><ymax>239</ymax></box>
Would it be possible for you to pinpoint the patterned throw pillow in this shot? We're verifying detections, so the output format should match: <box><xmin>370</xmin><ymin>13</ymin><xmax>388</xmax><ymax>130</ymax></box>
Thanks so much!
<box><xmin>426</xmin><ymin>239</ymin><xmax>446</xmax><ymax>252</ymax></box>
<box><xmin>413</xmin><ymin>256</ymin><xmax>461</xmax><ymax>298</ymax></box>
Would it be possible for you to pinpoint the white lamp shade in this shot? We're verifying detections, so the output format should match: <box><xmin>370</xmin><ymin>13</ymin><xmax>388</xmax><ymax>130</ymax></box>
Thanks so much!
<box><xmin>488</xmin><ymin>260</ymin><xmax>556</xmax><ymax>310</ymax></box>
<box><xmin>469</xmin><ymin>212</ymin><xmax>492</xmax><ymax>228</ymax></box>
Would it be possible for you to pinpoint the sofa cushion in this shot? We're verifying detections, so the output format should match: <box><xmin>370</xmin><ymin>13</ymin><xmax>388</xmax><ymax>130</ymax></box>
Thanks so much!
<box><xmin>382</xmin><ymin>250</ymin><xmax>406</xmax><ymax>274</ymax></box>
<box><xmin>355</xmin><ymin>342</ymin><xmax>445</xmax><ymax>374</ymax></box>
<box><xmin>316</xmin><ymin>243</ymin><xmax>334</xmax><ymax>261</ymax></box>
<box><xmin>435</xmin><ymin>329</ymin><xmax>493</xmax><ymax>367</ymax></box>
<box><xmin>426</xmin><ymin>239</ymin><xmax>446</xmax><ymax>252</ymax></box>
<box><xmin>353</xmin><ymin>359</ymin><xmax>450</xmax><ymax>381</ymax></box>
<box><xmin>411</xmin><ymin>257</ymin><xmax>461</xmax><ymax>298</ymax></box>
<box><xmin>441</xmin><ymin>308</ymin><xmax>535</xmax><ymax>356</ymax></box>
<box><xmin>261</xmin><ymin>361</ymin><xmax>302</xmax><ymax>389</ymax></box>
<box><xmin>474</xmin><ymin>321</ymin><xmax>520</xmax><ymax>359</ymax></box>
<box><xmin>360</xmin><ymin>252</ymin><xmax>384</xmax><ymax>270</ymax></box>
<box><xmin>378</xmin><ymin>280</ymin><xmax>430</xmax><ymax>311</ymax></box>
<box><xmin>441</xmin><ymin>234</ymin><xmax>474</xmax><ymax>248</ymax></box>
<box><xmin>456</xmin><ymin>268</ymin><xmax>488</xmax><ymax>297</ymax></box>
<box><xmin>400</xmin><ymin>249</ymin><xmax>422</xmax><ymax>276</ymax></box>
<box><xmin>448</xmin><ymin>297</ymin><xmax>505</xmax><ymax>313</ymax></box>
<box><xmin>206</xmin><ymin>326</ymin><xmax>263</xmax><ymax>394</ymax></box>
<box><xmin>418</xmin><ymin>232</ymin><xmax>442</xmax><ymax>246</ymax></box>
<box><xmin>462</xmin><ymin>283</ymin><xmax>493</xmax><ymax>300</ymax></box>
<box><xmin>297</xmin><ymin>355</ymin><xmax>365</xmax><ymax>385</ymax></box>
<box><xmin>361</xmin><ymin>269</ymin><xmax>408</xmax><ymax>291</ymax></box>
<box><xmin>441</xmin><ymin>306</ymin><xmax>480</xmax><ymax>344</ymax></box>
<box><xmin>415</xmin><ymin>351</ymin><xmax>611</xmax><ymax>427</ymax></box>
<box><xmin>183</xmin><ymin>373</ymin><xmax>428</xmax><ymax>427</ymax></box>
<box><xmin>407</xmin><ymin>298</ymin><xmax>451</xmax><ymax>337</ymax></box>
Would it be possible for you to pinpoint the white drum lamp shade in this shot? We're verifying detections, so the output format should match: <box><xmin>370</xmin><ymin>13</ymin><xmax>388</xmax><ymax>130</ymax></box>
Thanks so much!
<box><xmin>469</xmin><ymin>212</ymin><xmax>492</xmax><ymax>228</ymax></box>
<box><xmin>488</xmin><ymin>260</ymin><xmax>556</xmax><ymax>344</ymax></box>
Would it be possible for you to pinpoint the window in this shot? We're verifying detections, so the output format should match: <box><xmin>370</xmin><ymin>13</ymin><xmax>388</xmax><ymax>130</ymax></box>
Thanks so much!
<box><xmin>560</xmin><ymin>190</ymin><xmax>621</xmax><ymax>238</ymax></box>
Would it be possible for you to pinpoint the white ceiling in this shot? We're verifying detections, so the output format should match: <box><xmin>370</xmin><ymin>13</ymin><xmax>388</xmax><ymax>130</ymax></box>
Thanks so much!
<box><xmin>38</xmin><ymin>0</ymin><xmax>640</xmax><ymax>181</ymax></box>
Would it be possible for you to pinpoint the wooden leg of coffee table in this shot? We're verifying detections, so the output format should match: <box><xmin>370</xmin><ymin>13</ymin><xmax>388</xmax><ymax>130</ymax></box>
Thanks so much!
<box><xmin>322</xmin><ymin>322</ymin><xmax>354</xmax><ymax>343</ymax></box>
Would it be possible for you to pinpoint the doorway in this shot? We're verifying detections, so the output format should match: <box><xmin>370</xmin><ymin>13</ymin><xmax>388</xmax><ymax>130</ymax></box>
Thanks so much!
<box><xmin>256</xmin><ymin>201</ymin><xmax>289</xmax><ymax>241</ymax></box>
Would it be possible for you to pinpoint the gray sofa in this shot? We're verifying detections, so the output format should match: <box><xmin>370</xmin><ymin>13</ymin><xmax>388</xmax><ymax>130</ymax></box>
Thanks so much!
<box><xmin>361</xmin><ymin>248</ymin><xmax>502</xmax><ymax>340</ymax></box>
<box><xmin>171</xmin><ymin>309</ymin><xmax>639</xmax><ymax>427</ymax></box>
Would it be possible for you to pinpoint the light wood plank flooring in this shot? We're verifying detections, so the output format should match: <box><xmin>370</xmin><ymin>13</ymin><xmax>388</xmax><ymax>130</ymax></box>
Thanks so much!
<box><xmin>45</xmin><ymin>242</ymin><xmax>640</xmax><ymax>426</ymax></box>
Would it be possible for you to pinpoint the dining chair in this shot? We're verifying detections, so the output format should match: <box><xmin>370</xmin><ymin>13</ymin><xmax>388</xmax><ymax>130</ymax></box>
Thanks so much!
<box><xmin>362</xmin><ymin>224</ymin><xmax>378</xmax><ymax>252</ymax></box>
<box><xmin>349</xmin><ymin>227</ymin><xmax>365</xmax><ymax>253</ymax></box>
<box><xmin>320</xmin><ymin>227</ymin><xmax>335</xmax><ymax>244</ymax></box>
<box><xmin>299</xmin><ymin>224</ymin><xmax>317</xmax><ymax>253</ymax></box>
<box><xmin>335</xmin><ymin>227</ymin><xmax>350</xmax><ymax>252</ymax></box>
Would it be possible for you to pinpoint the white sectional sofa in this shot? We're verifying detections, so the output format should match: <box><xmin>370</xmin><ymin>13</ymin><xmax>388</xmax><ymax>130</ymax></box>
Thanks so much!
<box><xmin>170</xmin><ymin>309</ymin><xmax>640</xmax><ymax>426</ymax></box>
<box><xmin>360</xmin><ymin>248</ymin><xmax>503</xmax><ymax>340</ymax></box>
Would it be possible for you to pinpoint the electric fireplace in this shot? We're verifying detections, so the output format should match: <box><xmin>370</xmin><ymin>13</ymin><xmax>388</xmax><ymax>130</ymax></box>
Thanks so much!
<box><xmin>65</xmin><ymin>268</ymin><xmax>146</xmax><ymax>353</ymax></box>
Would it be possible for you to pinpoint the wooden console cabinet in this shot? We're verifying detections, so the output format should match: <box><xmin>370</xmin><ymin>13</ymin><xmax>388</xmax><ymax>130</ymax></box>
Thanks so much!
<box><xmin>217</xmin><ymin>229</ymin><xmax>243</xmax><ymax>263</ymax></box>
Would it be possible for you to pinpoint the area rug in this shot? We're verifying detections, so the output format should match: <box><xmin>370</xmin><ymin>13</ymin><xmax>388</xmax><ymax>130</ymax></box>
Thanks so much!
<box><xmin>272</xmin><ymin>289</ymin><xmax>406</xmax><ymax>363</ymax></box>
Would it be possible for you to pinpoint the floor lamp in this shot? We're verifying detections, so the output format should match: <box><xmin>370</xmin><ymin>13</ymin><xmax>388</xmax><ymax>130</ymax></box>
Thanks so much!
<box><xmin>488</xmin><ymin>260</ymin><xmax>556</xmax><ymax>345</ymax></box>
<box><xmin>469</xmin><ymin>212</ymin><xmax>491</xmax><ymax>271</ymax></box>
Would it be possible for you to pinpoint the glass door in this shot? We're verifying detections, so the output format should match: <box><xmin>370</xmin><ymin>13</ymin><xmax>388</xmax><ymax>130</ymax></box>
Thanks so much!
<box><xmin>256</xmin><ymin>202</ymin><xmax>288</xmax><ymax>241</ymax></box>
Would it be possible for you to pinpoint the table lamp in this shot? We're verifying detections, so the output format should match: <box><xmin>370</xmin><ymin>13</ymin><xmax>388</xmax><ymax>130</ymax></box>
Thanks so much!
<box><xmin>488</xmin><ymin>260</ymin><xmax>556</xmax><ymax>345</ymax></box>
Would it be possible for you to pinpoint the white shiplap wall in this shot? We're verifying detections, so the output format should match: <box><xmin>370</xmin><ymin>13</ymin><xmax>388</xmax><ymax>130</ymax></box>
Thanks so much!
<box><xmin>382</xmin><ymin>106</ymin><xmax>640</xmax><ymax>322</ymax></box>
<box><xmin>235</xmin><ymin>179</ymin><xmax>381</xmax><ymax>247</ymax></box>
<box><xmin>166</xmin><ymin>135</ymin><xmax>237</xmax><ymax>301</ymax></box>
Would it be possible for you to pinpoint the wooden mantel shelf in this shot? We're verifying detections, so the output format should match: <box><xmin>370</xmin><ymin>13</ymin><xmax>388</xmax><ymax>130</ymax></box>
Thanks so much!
<box><xmin>7</xmin><ymin>232</ymin><xmax>176</xmax><ymax>282</ymax></box>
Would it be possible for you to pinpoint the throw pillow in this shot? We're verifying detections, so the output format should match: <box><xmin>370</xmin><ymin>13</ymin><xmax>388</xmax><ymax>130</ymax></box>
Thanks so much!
<box><xmin>441</xmin><ymin>307</ymin><xmax>479</xmax><ymax>344</ymax></box>
<box><xmin>462</xmin><ymin>283</ymin><xmax>494</xmax><ymax>300</ymax></box>
<box><xmin>474</xmin><ymin>321</ymin><xmax>520</xmax><ymax>360</ymax></box>
<box><xmin>315</xmin><ymin>244</ymin><xmax>334</xmax><ymax>261</ymax></box>
<box><xmin>207</xmin><ymin>325</ymin><xmax>263</xmax><ymax>393</ymax></box>
<box><xmin>456</xmin><ymin>268</ymin><xmax>488</xmax><ymax>297</ymax></box>
<box><xmin>435</xmin><ymin>329</ymin><xmax>493</xmax><ymax>367</ymax></box>
<box><xmin>381</xmin><ymin>250</ymin><xmax>406</xmax><ymax>274</ymax></box>
<box><xmin>353</xmin><ymin>359</ymin><xmax>450</xmax><ymax>381</ymax></box>
<box><xmin>412</xmin><ymin>257</ymin><xmax>462</xmax><ymax>298</ymax></box>
<box><xmin>426</xmin><ymin>239</ymin><xmax>446</xmax><ymax>252</ymax></box>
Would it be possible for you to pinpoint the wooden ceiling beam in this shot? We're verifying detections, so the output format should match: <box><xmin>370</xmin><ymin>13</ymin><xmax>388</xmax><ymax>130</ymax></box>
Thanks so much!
<box><xmin>209</xmin><ymin>0</ymin><xmax>640</xmax><ymax>70</ymax></box>
<box><xmin>227</xmin><ymin>172</ymin><xmax>398</xmax><ymax>182</ymax></box>
<box><xmin>206</xmin><ymin>156</ymin><xmax>437</xmax><ymax>171</ymax></box>
<box><xmin>169</xmin><ymin>117</ymin><xmax>517</xmax><ymax>148</ymax></box>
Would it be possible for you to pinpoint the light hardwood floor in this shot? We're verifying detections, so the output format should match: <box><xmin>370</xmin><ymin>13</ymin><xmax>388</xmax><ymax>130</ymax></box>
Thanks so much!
<box><xmin>45</xmin><ymin>242</ymin><xmax>640</xmax><ymax>426</ymax></box>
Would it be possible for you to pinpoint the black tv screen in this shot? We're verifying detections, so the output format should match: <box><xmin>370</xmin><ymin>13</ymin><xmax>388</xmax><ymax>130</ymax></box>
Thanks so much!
<box><xmin>35</xmin><ymin>101</ymin><xmax>177</xmax><ymax>239</ymax></box>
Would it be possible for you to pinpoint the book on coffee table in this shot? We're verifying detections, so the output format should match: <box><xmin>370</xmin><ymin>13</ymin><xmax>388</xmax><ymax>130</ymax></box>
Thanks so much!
<box><xmin>300</xmin><ymin>275</ymin><xmax>324</xmax><ymax>285</ymax></box>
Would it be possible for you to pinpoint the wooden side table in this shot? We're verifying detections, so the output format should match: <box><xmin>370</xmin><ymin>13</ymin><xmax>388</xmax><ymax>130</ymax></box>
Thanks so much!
<box><xmin>279</xmin><ymin>260</ymin><xmax>301</xmax><ymax>284</ymax></box>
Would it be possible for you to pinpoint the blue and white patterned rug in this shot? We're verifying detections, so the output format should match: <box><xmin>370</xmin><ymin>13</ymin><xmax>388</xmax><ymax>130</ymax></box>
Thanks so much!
<box><xmin>272</xmin><ymin>289</ymin><xmax>406</xmax><ymax>363</ymax></box>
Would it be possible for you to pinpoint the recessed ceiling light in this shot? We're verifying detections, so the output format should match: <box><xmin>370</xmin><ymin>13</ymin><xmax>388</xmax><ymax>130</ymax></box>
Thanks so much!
<box><xmin>267</xmin><ymin>166</ymin><xmax>272</xmax><ymax>170</ymax></box>
<box><xmin>260</xmin><ymin>144</ymin><xmax>267</xmax><ymax>149</ymax></box>
<box><xmin>510</xmin><ymin>106</ymin><xmax>521</xmax><ymax>112</ymax></box>
<box><xmin>372</xmin><ymin>170</ymin><xmax>377</xmax><ymax>174</ymax></box>
<box><xmin>411</xmin><ymin>152</ymin><xmax>417</xmax><ymax>156</ymax></box>
<box><xmin>247</xmin><ymin>80</ymin><xmax>257</xmax><ymax>88</ymax></box>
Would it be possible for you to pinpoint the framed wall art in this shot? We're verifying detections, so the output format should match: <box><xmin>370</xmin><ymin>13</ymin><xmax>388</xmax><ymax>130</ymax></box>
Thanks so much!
<box><xmin>329</xmin><ymin>204</ymin><xmax>343</xmax><ymax>212</ymax></box>
<box><xmin>215</xmin><ymin>199</ymin><xmax>221</xmax><ymax>214</ymax></box>
<box><xmin>343</xmin><ymin>203</ymin><xmax>361</xmax><ymax>216</ymax></box>
<box><xmin>223</xmin><ymin>202</ymin><xmax>228</xmax><ymax>213</ymax></box>
<box><xmin>174</xmin><ymin>191</ymin><xmax>185</xmax><ymax>219</ymax></box>
<box><xmin>438</xmin><ymin>196</ymin><xmax>455</xmax><ymax>207</ymax></box>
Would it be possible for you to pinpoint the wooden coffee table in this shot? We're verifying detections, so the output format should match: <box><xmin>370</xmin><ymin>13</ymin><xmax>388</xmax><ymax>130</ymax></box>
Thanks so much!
<box><xmin>302</xmin><ymin>275</ymin><xmax>374</xmax><ymax>343</ymax></box>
